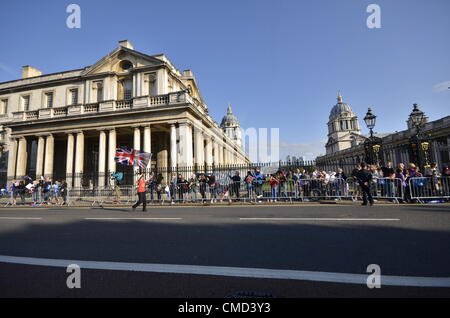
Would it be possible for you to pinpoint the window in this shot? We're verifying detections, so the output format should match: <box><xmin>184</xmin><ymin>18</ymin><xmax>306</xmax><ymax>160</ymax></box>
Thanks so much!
<box><xmin>45</xmin><ymin>92</ymin><xmax>53</xmax><ymax>108</ymax></box>
<box><xmin>70</xmin><ymin>88</ymin><xmax>78</xmax><ymax>105</ymax></box>
<box><xmin>22</xmin><ymin>95</ymin><xmax>30</xmax><ymax>111</ymax></box>
<box><xmin>123</xmin><ymin>80</ymin><xmax>132</xmax><ymax>100</ymax></box>
<box><xmin>120</xmin><ymin>60</ymin><xmax>133</xmax><ymax>71</ymax></box>
<box><xmin>0</xmin><ymin>99</ymin><xmax>7</xmax><ymax>114</ymax></box>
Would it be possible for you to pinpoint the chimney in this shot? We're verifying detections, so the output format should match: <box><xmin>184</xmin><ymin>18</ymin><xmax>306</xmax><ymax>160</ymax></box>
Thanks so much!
<box><xmin>118</xmin><ymin>40</ymin><xmax>134</xmax><ymax>50</ymax></box>
<box><xmin>22</xmin><ymin>65</ymin><xmax>42</xmax><ymax>79</ymax></box>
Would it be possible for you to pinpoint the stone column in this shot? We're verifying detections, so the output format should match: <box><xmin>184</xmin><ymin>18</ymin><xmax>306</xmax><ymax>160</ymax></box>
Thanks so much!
<box><xmin>143</xmin><ymin>125</ymin><xmax>151</xmax><ymax>169</ymax></box>
<box><xmin>205</xmin><ymin>136</ymin><xmax>213</xmax><ymax>167</ymax></box>
<box><xmin>16</xmin><ymin>137</ymin><xmax>27</xmax><ymax>178</ymax></box>
<box><xmin>223</xmin><ymin>147</ymin><xmax>229</xmax><ymax>165</ymax></box>
<box><xmin>7</xmin><ymin>138</ymin><xmax>18</xmax><ymax>180</ymax></box>
<box><xmin>143</xmin><ymin>125</ymin><xmax>151</xmax><ymax>153</ymax></box>
<box><xmin>133</xmin><ymin>127</ymin><xmax>141</xmax><ymax>178</ymax></box>
<box><xmin>179</xmin><ymin>122</ymin><xmax>193</xmax><ymax>167</ymax></box>
<box><xmin>213</xmin><ymin>141</ymin><xmax>220</xmax><ymax>166</ymax></box>
<box><xmin>133</xmin><ymin>127</ymin><xmax>141</xmax><ymax>151</ymax></box>
<box><xmin>218</xmin><ymin>143</ymin><xmax>224</xmax><ymax>166</ymax></box>
<box><xmin>156</xmin><ymin>132</ymin><xmax>169</xmax><ymax>181</ymax></box>
<box><xmin>108</xmin><ymin>129</ymin><xmax>116</xmax><ymax>174</ymax></box>
<box><xmin>66</xmin><ymin>133</ymin><xmax>74</xmax><ymax>187</ymax></box>
<box><xmin>170</xmin><ymin>123</ymin><xmax>177</xmax><ymax>168</ymax></box>
<box><xmin>98</xmin><ymin>130</ymin><xmax>107</xmax><ymax>188</ymax></box>
<box><xmin>74</xmin><ymin>131</ymin><xmax>84</xmax><ymax>187</ymax></box>
<box><xmin>194</xmin><ymin>127</ymin><xmax>204</xmax><ymax>169</ymax></box>
<box><xmin>35</xmin><ymin>136</ymin><xmax>45</xmax><ymax>178</ymax></box>
<box><xmin>44</xmin><ymin>134</ymin><xmax>54</xmax><ymax>179</ymax></box>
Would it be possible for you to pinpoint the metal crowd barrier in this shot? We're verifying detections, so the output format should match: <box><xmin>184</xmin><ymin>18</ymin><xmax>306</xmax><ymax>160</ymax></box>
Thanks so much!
<box><xmin>347</xmin><ymin>177</ymin><xmax>405</xmax><ymax>204</ymax></box>
<box><xmin>0</xmin><ymin>186</ymin><xmax>68</xmax><ymax>207</ymax></box>
<box><xmin>67</xmin><ymin>186</ymin><xmax>136</xmax><ymax>206</ymax></box>
<box><xmin>409</xmin><ymin>176</ymin><xmax>450</xmax><ymax>203</ymax></box>
<box><xmin>2</xmin><ymin>177</ymin><xmax>448</xmax><ymax>207</ymax></box>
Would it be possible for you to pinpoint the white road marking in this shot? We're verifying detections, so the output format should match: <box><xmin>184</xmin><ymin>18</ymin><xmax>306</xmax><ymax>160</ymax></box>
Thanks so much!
<box><xmin>240</xmin><ymin>218</ymin><xmax>400</xmax><ymax>221</ymax></box>
<box><xmin>0</xmin><ymin>217</ymin><xmax>42</xmax><ymax>220</ymax></box>
<box><xmin>0</xmin><ymin>255</ymin><xmax>448</xmax><ymax>287</ymax></box>
<box><xmin>84</xmin><ymin>218</ymin><xmax>182</xmax><ymax>221</ymax></box>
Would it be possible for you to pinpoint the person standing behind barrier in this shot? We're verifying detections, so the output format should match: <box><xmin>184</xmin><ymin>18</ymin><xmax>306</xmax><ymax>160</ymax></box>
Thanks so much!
<box><xmin>154</xmin><ymin>173</ymin><xmax>164</xmax><ymax>203</ymax></box>
<box><xmin>229</xmin><ymin>171</ymin><xmax>241</xmax><ymax>202</ymax></box>
<box><xmin>132</xmin><ymin>174</ymin><xmax>147</xmax><ymax>212</ymax></box>
<box><xmin>31</xmin><ymin>180</ymin><xmax>40</xmax><ymax>205</ymax></box>
<box><xmin>356</xmin><ymin>163</ymin><xmax>374</xmax><ymax>206</ymax></box>
<box><xmin>42</xmin><ymin>178</ymin><xmax>52</xmax><ymax>204</ymax></box>
<box><xmin>60</xmin><ymin>180</ymin><xmax>68</xmax><ymax>205</ymax></box>
<box><xmin>188</xmin><ymin>173</ymin><xmax>199</xmax><ymax>203</ymax></box>
<box><xmin>178</xmin><ymin>175</ymin><xmax>189</xmax><ymax>203</ymax></box>
<box><xmin>276</xmin><ymin>170</ymin><xmax>287</xmax><ymax>200</ymax></box>
<box><xmin>244</xmin><ymin>171</ymin><xmax>254</xmax><ymax>199</ymax></box>
<box><xmin>199</xmin><ymin>174</ymin><xmax>208</xmax><ymax>203</ymax></box>
<box><xmin>169</xmin><ymin>173</ymin><xmax>178</xmax><ymax>204</ymax></box>
<box><xmin>17</xmin><ymin>181</ymin><xmax>26</xmax><ymax>205</ymax></box>
<box><xmin>269</xmin><ymin>174</ymin><xmax>280</xmax><ymax>202</ymax></box>
<box><xmin>425</xmin><ymin>163</ymin><xmax>440</xmax><ymax>196</ymax></box>
<box><xmin>335</xmin><ymin>168</ymin><xmax>348</xmax><ymax>197</ymax></box>
<box><xmin>252</xmin><ymin>168</ymin><xmax>265</xmax><ymax>200</ymax></box>
<box><xmin>9</xmin><ymin>181</ymin><xmax>17</xmax><ymax>206</ymax></box>
<box><xmin>146</xmin><ymin>172</ymin><xmax>155</xmax><ymax>203</ymax></box>
<box><xmin>395</xmin><ymin>167</ymin><xmax>407</xmax><ymax>203</ymax></box>
<box><xmin>293</xmin><ymin>169</ymin><xmax>301</xmax><ymax>200</ymax></box>
<box><xmin>208</xmin><ymin>174</ymin><xmax>218</xmax><ymax>203</ymax></box>
<box><xmin>381</xmin><ymin>162</ymin><xmax>395</xmax><ymax>198</ymax></box>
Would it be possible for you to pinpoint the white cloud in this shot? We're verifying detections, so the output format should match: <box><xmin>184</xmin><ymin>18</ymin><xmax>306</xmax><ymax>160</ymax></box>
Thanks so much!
<box><xmin>432</xmin><ymin>81</ymin><xmax>450</xmax><ymax>93</ymax></box>
<box><xmin>0</xmin><ymin>62</ymin><xmax>17</xmax><ymax>78</ymax></box>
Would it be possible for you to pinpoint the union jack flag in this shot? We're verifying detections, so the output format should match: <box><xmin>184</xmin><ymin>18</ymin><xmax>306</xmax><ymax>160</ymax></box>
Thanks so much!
<box><xmin>114</xmin><ymin>147</ymin><xmax>151</xmax><ymax>169</ymax></box>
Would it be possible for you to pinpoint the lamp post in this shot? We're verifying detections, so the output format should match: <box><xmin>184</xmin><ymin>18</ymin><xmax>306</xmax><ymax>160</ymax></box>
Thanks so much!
<box><xmin>408</xmin><ymin>103</ymin><xmax>430</xmax><ymax>170</ymax></box>
<box><xmin>364</xmin><ymin>107</ymin><xmax>376</xmax><ymax>139</ymax></box>
<box><xmin>363</xmin><ymin>107</ymin><xmax>382</xmax><ymax>166</ymax></box>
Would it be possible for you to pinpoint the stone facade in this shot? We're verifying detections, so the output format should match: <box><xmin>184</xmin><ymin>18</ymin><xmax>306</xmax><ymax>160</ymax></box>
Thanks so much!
<box><xmin>0</xmin><ymin>41</ymin><xmax>249</xmax><ymax>186</ymax></box>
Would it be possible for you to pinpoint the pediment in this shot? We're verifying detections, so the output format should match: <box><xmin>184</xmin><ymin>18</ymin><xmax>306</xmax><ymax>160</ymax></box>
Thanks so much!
<box><xmin>82</xmin><ymin>47</ymin><xmax>164</xmax><ymax>76</ymax></box>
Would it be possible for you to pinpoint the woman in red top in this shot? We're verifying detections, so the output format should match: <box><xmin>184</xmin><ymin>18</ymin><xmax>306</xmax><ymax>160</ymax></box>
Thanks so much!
<box><xmin>132</xmin><ymin>174</ymin><xmax>147</xmax><ymax>212</ymax></box>
<box><xmin>269</xmin><ymin>174</ymin><xmax>280</xmax><ymax>202</ymax></box>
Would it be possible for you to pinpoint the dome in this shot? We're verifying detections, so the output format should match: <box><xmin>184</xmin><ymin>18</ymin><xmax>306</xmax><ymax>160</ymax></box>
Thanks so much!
<box><xmin>329</xmin><ymin>93</ymin><xmax>355</xmax><ymax>120</ymax></box>
<box><xmin>220</xmin><ymin>105</ymin><xmax>240</xmax><ymax>128</ymax></box>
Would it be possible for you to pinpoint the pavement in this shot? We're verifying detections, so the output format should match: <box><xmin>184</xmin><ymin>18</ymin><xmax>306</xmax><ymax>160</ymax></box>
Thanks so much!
<box><xmin>0</xmin><ymin>204</ymin><xmax>449</xmax><ymax>297</ymax></box>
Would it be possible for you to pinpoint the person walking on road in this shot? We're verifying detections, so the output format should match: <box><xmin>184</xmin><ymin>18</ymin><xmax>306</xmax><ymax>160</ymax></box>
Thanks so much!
<box><xmin>356</xmin><ymin>162</ymin><xmax>374</xmax><ymax>206</ymax></box>
<box><xmin>132</xmin><ymin>174</ymin><xmax>147</xmax><ymax>212</ymax></box>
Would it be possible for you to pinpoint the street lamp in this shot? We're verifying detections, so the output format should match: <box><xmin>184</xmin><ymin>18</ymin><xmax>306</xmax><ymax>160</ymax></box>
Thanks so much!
<box><xmin>408</xmin><ymin>103</ymin><xmax>431</xmax><ymax>170</ymax></box>
<box><xmin>363</xmin><ymin>107</ymin><xmax>377</xmax><ymax>139</ymax></box>
<box><xmin>409</xmin><ymin>103</ymin><xmax>425</xmax><ymax>133</ymax></box>
<box><xmin>363</xmin><ymin>107</ymin><xmax>382</xmax><ymax>166</ymax></box>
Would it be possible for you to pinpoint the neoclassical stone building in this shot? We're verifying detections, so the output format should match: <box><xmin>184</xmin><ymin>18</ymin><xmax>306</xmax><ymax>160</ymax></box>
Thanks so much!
<box><xmin>317</xmin><ymin>95</ymin><xmax>450</xmax><ymax>173</ymax></box>
<box><xmin>325</xmin><ymin>93</ymin><xmax>364</xmax><ymax>154</ymax></box>
<box><xmin>0</xmin><ymin>40</ymin><xmax>249</xmax><ymax>187</ymax></box>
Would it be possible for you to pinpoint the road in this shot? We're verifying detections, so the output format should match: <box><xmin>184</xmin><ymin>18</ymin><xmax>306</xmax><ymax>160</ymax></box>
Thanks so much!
<box><xmin>0</xmin><ymin>204</ymin><xmax>450</xmax><ymax>297</ymax></box>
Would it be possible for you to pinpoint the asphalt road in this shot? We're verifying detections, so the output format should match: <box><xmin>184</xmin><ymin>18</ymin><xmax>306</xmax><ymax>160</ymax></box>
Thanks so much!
<box><xmin>0</xmin><ymin>204</ymin><xmax>449</xmax><ymax>297</ymax></box>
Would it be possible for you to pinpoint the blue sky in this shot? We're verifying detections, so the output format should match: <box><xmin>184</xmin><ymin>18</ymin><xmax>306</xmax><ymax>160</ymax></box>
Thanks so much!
<box><xmin>1</xmin><ymin>0</ymin><xmax>449</xmax><ymax>159</ymax></box>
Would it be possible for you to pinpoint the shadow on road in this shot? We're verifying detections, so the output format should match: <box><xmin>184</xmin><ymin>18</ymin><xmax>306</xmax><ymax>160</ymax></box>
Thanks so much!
<box><xmin>0</xmin><ymin>215</ymin><xmax>449</xmax><ymax>297</ymax></box>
